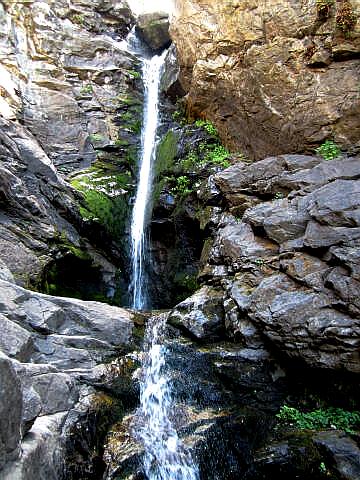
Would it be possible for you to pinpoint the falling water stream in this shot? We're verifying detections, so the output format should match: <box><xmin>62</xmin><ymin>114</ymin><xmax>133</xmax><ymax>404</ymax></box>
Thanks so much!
<box><xmin>130</xmin><ymin>50</ymin><xmax>167</xmax><ymax>310</ymax></box>
<box><xmin>128</xmin><ymin>35</ymin><xmax>199</xmax><ymax>479</ymax></box>
<box><xmin>138</xmin><ymin>315</ymin><xmax>199</xmax><ymax>480</ymax></box>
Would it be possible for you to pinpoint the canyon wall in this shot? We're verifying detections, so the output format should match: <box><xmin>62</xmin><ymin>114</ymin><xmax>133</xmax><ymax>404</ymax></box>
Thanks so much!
<box><xmin>170</xmin><ymin>0</ymin><xmax>360</xmax><ymax>159</ymax></box>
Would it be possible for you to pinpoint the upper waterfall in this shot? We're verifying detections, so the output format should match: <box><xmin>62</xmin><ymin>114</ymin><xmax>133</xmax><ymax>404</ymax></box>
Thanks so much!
<box><xmin>130</xmin><ymin>49</ymin><xmax>168</xmax><ymax>310</ymax></box>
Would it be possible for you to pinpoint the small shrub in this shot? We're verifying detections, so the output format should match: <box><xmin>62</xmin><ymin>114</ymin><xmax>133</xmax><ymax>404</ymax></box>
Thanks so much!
<box><xmin>80</xmin><ymin>84</ymin><xmax>93</xmax><ymax>95</ymax></box>
<box><xmin>203</xmin><ymin>144</ymin><xmax>231</xmax><ymax>168</ymax></box>
<box><xmin>336</xmin><ymin>1</ymin><xmax>357</xmax><ymax>35</ymax></box>
<box><xmin>315</xmin><ymin>140</ymin><xmax>341</xmax><ymax>160</ymax></box>
<box><xmin>172</xmin><ymin>175</ymin><xmax>192</xmax><ymax>197</ymax></box>
<box><xmin>195</xmin><ymin>119</ymin><xmax>218</xmax><ymax>136</ymax></box>
<box><xmin>181</xmin><ymin>151</ymin><xmax>199</xmax><ymax>171</ymax></box>
<box><xmin>128</xmin><ymin>69</ymin><xmax>141</xmax><ymax>79</ymax></box>
<box><xmin>276</xmin><ymin>405</ymin><xmax>360</xmax><ymax>434</ymax></box>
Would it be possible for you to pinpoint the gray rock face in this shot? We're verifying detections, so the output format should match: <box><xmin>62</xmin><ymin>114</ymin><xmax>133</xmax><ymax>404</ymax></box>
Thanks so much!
<box><xmin>0</xmin><ymin>1</ymin><xmax>143</xmax><ymax>298</ymax></box>
<box><xmin>136</xmin><ymin>12</ymin><xmax>171</xmax><ymax>52</ymax></box>
<box><xmin>0</xmin><ymin>279</ymin><xmax>137</xmax><ymax>478</ymax></box>
<box><xmin>0</xmin><ymin>352</ymin><xmax>22</xmax><ymax>470</ymax></box>
<box><xmin>249</xmin><ymin>274</ymin><xmax>360</xmax><ymax>372</ymax></box>
<box><xmin>168</xmin><ymin>286</ymin><xmax>225</xmax><ymax>340</ymax></box>
<box><xmin>313</xmin><ymin>431</ymin><xmax>360</xmax><ymax>480</ymax></box>
<box><xmin>198</xmin><ymin>154</ymin><xmax>360</xmax><ymax>372</ymax></box>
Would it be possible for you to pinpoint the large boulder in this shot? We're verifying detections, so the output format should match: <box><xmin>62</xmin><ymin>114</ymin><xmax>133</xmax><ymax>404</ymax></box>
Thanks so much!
<box><xmin>168</xmin><ymin>286</ymin><xmax>225</xmax><ymax>340</ymax></box>
<box><xmin>200</xmin><ymin>154</ymin><xmax>360</xmax><ymax>372</ymax></box>
<box><xmin>136</xmin><ymin>12</ymin><xmax>171</xmax><ymax>52</ymax></box>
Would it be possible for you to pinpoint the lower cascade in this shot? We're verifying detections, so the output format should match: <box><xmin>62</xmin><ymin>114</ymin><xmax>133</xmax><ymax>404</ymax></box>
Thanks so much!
<box><xmin>137</xmin><ymin>314</ymin><xmax>199</xmax><ymax>480</ymax></box>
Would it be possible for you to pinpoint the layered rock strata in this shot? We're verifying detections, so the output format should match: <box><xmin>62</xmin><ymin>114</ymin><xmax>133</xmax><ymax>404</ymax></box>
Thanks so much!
<box><xmin>170</xmin><ymin>0</ymin><xmax>360</xmax><ymax>159</ymax></box>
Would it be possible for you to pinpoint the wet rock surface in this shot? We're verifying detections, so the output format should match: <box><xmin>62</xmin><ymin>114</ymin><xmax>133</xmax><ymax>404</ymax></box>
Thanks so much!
<box><xmin>0</xmin><ymin>0</ymin><xmax>146</xmax><ymax>301</ymax></box>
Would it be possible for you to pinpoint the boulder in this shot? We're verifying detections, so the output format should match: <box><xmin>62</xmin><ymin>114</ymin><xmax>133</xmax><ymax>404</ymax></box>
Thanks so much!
<box><xmin>0</xmin><ymin>278</ymin><xmax>138</xmax><ymax>478</ymax></box>
<box><xmin>136</xmin><ymin>12</ymin><xmax>171</xmax><ymax>52</ymax></box>
<box><xmin>249</xmin><ymin>274</ymin><xmax>360</xmax><ymax>373</ymax></box>
<box><xmin>313</xmin><ymin>431</ymin><xmax>360</xmax><ymax>480</ymax></box>
<box><xmin>0</xmin><ymin>352</ymin><xmax>22</xmax><ymax>470</ymax></box>
<box><xmin>168</xmin><ymin>286</ymin><xmax>225</xmax><ymax>340</ymax></box>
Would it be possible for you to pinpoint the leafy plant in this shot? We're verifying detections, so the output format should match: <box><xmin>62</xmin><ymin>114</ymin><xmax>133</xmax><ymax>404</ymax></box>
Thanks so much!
<box><xmin>315</xmin><ymin>140</ymin><xmax>341</xmax><ymax>160</ymax></box>
<box><xmin>195</xmin><ymin>119</ymin><xmax>218</xmax><ymax>136</ymax></box>
<box><xmin>181</xmin><ymin>151</ymin><xmax>199</xmax><ymax>171</ymax></box>
<box><xmin>276</xmin><ymin>405</ymin><xmax>360</xmax><ymax>434</ymax></box>
<box><xmin>172</xmin><ymin>175</ymin><xmax>192</xmax><ymax>197</ymax></box>
<box><xmin>128</xmin><ymin>69</ymin><xmax>141</xmax><ymax>79</ymax></box>
<box><xmin>336</xmin><ymin>1</ymin><xmax>357</xmax><ymax>35</ymax></box>
<box><xmin>80</xmin><ymin>84</ymin><xmax>93</xmax><ymax>95</ymax></box>
<box><xmin>203</xmin><ymin>144</ymin><xmax>231</xmax><ymax>168</ymax></box>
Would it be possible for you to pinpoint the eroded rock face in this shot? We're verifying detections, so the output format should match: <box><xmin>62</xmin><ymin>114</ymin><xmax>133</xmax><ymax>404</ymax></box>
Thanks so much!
<box><xmin>0</xmin><ymin>279</ymin><xmax>139</xmax><ymax>479</ymax></box>
<box><xmin>170</xmin><ymin>0</ymin><xmax>360</xmax><ymax>159</ymax></box>
<box><xmin>196</xmin><ymin>154</ymin><xmax>360</xmax><ymax>373</ymax></box>
<box><xmin>0</xmin><ymin>1</ymin><xmax>144</xmax><ymax>299</ymax></box>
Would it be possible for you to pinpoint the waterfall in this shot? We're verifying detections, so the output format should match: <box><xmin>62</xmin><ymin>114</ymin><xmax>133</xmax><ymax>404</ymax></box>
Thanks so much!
<box><xmin>127</xmin><ymin>28</ymin><xmax>198</xmax><ymax>480</ymax></box>
<box><xmin>138</xmin><ymin>315</ymin><xmax>199</xmax><ymax>480</ymax></box>
<box><xmin>130</xmin><ymin>50</ymin><xmax>167</xmax><ymax>310</ymax></box>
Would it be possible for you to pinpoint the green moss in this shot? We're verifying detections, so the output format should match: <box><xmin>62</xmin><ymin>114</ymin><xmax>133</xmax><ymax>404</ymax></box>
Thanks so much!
<box><xmin>155</xmin><ymin>130</ymin><xmax>178</xmax><ymax>177</ymax></box>
<box><xmin>173</xmin><ymin>273</ymin><xmax>199</xmax><ymax>303</ymax></box>
<box><xmin>70</xmin><ymin>165</ymin><xmax>132</xmax><ymax>243</ymax></box>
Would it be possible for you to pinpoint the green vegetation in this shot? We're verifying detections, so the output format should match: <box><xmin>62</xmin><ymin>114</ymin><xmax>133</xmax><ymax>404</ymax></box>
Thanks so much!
<box><xmin>194</xmin><ymin>119</ymin><xmax>219</xmax><ymax>136</ymax></box>
<box><xmin>172</xmin><ymin>175</ymin><xmax>192</xmax><ymax>197</ymax></box>
<box><xmin>72</xmin><ymin>14</ymin><xmax>85</xmax><ymax>25</ymax></box>
<box><xmin>276</xmin><ymin>405</ymin><xmax>360</xmax><ymax>434</ymax></box>
<box><xmin>156</xmin><ymin>130</ymin><xmax>178</xmax><ymax>177</ymax></box>
<box><xmin>117</xmin><ymin>108</ymin><xmax>142</xmax><ymax>135</ymax></box>
<box><xmin>89</xmin><ymin>133</ymin><xmax>105</xmax><ymax>143</ymax></box>
<box><xmin>336</xmin><ymin>1</ymin><xmax>357</xmax><ymax>35</ymax></box>
<box><xmin>70</xmin><ymin>166</ymin><xmax>131</xmax><ymax>242</ymax></box>
<box><xmin>315</xmin><ymin>140</ymin><xmax>341</xmax><ymax>160</ymax></box>
<box><xmin>128</xmin><ymin>69</ymin><xmax>141</xmax><ymax>79</ymax></box>
<box><xmin>180</xmin><ymin>143</ymin><xmax>231</xmax><ymax>171</ymax></box>
<box><xmin>173</xmin><ymin>273</ymin><xmax>199</xmax><ymax>303</ymax></box>
<box><xmin>80</xmin><ymin>84</ymin><xmax>93</xmax><ymax>95</ymax></box>
<box><xmin>203</xmin><ymin>144</ymin><xmax>231</xmax><ymax>168</ymax></box>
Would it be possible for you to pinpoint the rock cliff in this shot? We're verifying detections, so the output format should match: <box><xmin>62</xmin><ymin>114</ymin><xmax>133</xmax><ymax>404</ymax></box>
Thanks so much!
<box><xmin>170</xmin><ymin>0</ymin><xmax>360</xmax><ymax>159</ymax></box>
<box><xmin>0</xmin><ymin>0</ymin><xmax>143</xmax><ymax>301</ymax></box>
